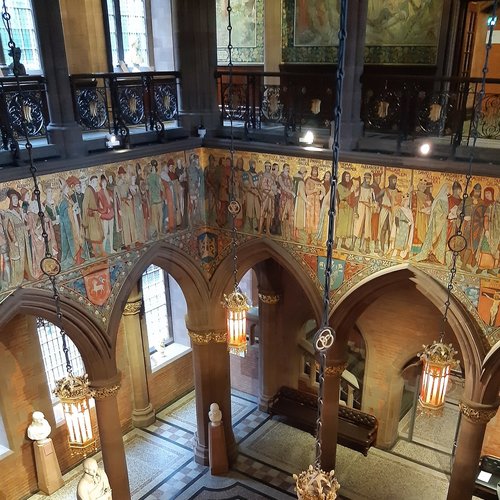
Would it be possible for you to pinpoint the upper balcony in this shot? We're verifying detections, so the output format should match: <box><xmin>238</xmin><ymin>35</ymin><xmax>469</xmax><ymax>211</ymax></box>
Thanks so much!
<box><xmin>0</xmin><ymin>69</ymin><xmax>499</xmax><ymax>179</ymax></box>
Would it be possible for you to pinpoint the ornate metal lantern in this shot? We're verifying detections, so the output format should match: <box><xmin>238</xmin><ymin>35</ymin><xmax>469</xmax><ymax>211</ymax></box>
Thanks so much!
<box><xmin>419</xmin><ymin>342</ymin><xmax>459</xmax><ymax>414</ymax></box>
<box><xmin>222</xmin><ymin>287</ymin><xmax>250</xmax><ymax>356</ymax></box>
<box><xmin>294</xmin><ymin>465</ymin><xmax>340</xmax><ymax>500</ymax></box>
<box><xmin>54</xmin><ymin>374</ymin><xmax>96</xmax><ymax>456</ymax></box>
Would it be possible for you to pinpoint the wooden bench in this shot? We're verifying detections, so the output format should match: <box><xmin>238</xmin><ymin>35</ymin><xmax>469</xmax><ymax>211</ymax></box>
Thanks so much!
<box><xmin>474</xmin><ymin>455</ymin><xmax>500</xmax><ymax>500</ymax></box>
<box><xmin>269</xmin><ymin>386</ymin><xmax>378</xmax><ymax>456</ymax></box>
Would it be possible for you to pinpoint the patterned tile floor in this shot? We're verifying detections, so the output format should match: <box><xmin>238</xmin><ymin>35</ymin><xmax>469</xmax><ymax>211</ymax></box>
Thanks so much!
<box><xmin>30</xmin><ymin>389</ymin><xmax>479</xmax><ymax>500</ymax></box>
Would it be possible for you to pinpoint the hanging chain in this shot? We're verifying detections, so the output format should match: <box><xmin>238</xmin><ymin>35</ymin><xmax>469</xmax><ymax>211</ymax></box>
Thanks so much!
<box><xmin>226</xmin><ymin>0</ymin><xmax>240</xmax><ymax>290</ymax></box>
<box><xmin>314</xmin><ymin>0</ymin><xmax>348</xmax><ymax>469</ymax></box>
<box><xmin>2</xmin><ymin>1</ymin><xmax>72</xmax><ymax>375</ymax></box>
<box><xmin>440</xmin><ymin>0</ymin><xmax>497</xmax><ymax>342</ymax></box>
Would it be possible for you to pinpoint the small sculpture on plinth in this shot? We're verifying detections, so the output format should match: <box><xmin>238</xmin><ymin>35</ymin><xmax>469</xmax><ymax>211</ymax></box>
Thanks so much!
<box><xmin>8</xmin><ymin>47</ymin><xmax>27</xmax><ymax>76</ymax></box>
<box><xmin>77</xmin><ymin>458</ymin><xmax>112</xmax><ymax>500</ymax></box>
<box><xmin>27</xmin><ymin>411</ymin><xmax>51</xmax><ymax>443</ymax></box>
<box><xmin>27</xmin><ymin>410</ymin><xmax>64</xmax><ymax>494</ymax></box>
<box><xmin>208</xmin><ymin>403</ymin><xmax>222</xmax><ymax>427</ymax></box>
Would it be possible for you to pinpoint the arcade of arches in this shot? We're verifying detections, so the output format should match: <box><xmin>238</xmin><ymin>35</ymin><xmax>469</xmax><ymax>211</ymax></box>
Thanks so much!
<box><xmin>0</xmin><ymin>144</ymin><xmax>498</xmax><ymax>500</ymax></box>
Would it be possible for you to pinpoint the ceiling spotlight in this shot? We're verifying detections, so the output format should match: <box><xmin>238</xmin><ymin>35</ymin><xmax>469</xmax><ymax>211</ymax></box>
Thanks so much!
<box><xmin>419</xmin><ymin>142</ymin><xmax>431</xmax><ymax>156</ymax></box>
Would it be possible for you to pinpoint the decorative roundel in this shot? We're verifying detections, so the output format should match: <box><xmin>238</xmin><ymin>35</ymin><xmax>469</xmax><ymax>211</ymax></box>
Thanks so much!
<box><xmin>40</xmin><ymin>256</ymin><xmax>61</xmax><ymax>277</ymax></box>
<box><xmin>314</xmin><ymin>327</ymin><xmax>336</xmax><ymax>352</ymax></box>
<box><xmin>447</xmin><ymin>234</ymin><xmax>467</xmax><ymax>253</ymax></box>
<box><xmin>228</xmin><ymin>200</ymin><xmax>241</xmax><ymax>216</ymax></box>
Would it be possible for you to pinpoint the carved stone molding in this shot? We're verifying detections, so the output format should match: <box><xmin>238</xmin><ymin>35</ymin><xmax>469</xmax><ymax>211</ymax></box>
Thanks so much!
<box><xmin>324</xmin><ymin>362</ymin><xmax>348</xmax><ymax>377</ymax></box>
<box><xmin>258</xmin><ymin>293</ymin><xmax>280</xmax><ymax>305</ymax></box>
<box><xmin>91</xmin><ymin>384</ymin><xmax>121</xmax><ymax>400</ymax></box>
<box><xmin>459</xmin><ymin>401</ymin><xmax>498</xmax><ymax>424</ymax></box>
<box><xmin>188</xmin><ymin>329</ymin><xmax>227</xmax><ymax>345</ymax></box>
<box><xmin>123</xmin><ymin>299</ymin><xmax>142</xmax><ymax>316</ymax></box>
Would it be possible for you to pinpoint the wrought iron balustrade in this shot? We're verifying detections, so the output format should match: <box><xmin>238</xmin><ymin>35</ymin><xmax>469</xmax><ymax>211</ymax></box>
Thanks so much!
<box><xmin>215</xmin><ymin>70</ymin><xmax>336</xmax><ymax>134</ymax></box>
<box><xmin>361</xmin><ymin>74</ymin><xmax>500</xmax><ymax>146</ymax></box>
<box><xmin>0</xmin><ymin>75</ymin><xmax>49</xmax><ymax>153</ymax></box>
<box><xmin>70</xmin><ymin>71</ymin><xmax>180</xmax><ymax>145</ymax></box>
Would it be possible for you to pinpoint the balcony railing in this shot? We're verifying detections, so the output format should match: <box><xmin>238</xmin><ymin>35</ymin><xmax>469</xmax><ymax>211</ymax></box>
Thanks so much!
<box><xmin>70</xmin><ymin>71</ymin><xmax>180</xmax><ymax>145</ymax></box>
<box><xmin>216</xmin><ymin>70</ymin><xmax>500</xmax><ymax>150</ymax></box>
<box><xmin>0</xmin><ymin>75</ymin><xmax>49</xmax><ymax>153</ymax></box>
<box><xmin>361</xmin><ymin>74</ymin><xmax>500</xmax><ymax>147</ymax></box>
<box><xmin>215</xmin><ymin>70</ymin><xmax>336</xmax><ymax>134</ymax></box>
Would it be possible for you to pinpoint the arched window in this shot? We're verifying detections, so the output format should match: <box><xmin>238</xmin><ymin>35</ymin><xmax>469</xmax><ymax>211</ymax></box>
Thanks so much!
<box><xmin>36</xmin><ymin>318</ymin><xmax>87</xmax><ymax>421</ymax></box>
<box><xmin>0</xmin><ymin>0</ymin><xmax>41</xmax><ymax>72</ymax></box>
<box><xmin>141</xmin><ymin>264</ymin><xmax>190</xmax><ymax>371</ymax></box>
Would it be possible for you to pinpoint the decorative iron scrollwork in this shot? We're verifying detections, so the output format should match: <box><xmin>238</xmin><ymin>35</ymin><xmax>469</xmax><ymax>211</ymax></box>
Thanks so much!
<box><xmin>75</xmin><ymin>88</ymin><xmax>108</xmax><ymax>130</ymax></box>
<box><xmin>416</xmin><ymin>91</ymin><xmax>452</xmax><ymax>136</ymax></box>
<box><xmin>118</xmin><ymin>86</ymin><xmax>145</xmax><ymax>125</ymax></box>
<box><xmin>154</xmin><ymin>83</ymin><xmax>177</xmax><ymax>121</ymax></box>
<box><xmin>222</xmin><ymin>83</ymin><xmax>247</xmax><ymax>122</ymax></box>
<box><xmin>365</xmin><ymin>89</ymin><xmax>400</xmax><ymax>131</ymax></box>
<box><xmin>477</xmin><ymin>94</ymin><xmax>500</xmax><ymax>139</ymax></box>
<box><xmin>261</xmin><ymin>85</ymin><xmax>284</xmax><ymax>123</ymax></box>
<box><xmin>6</xmin><ymin>91</ymin><xmax>45</xmax><ymax>138</ymax></box>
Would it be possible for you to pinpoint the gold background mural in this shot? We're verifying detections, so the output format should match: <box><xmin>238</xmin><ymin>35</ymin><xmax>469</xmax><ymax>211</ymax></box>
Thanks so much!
<box><xmin>0</xmin><ymin>147</ymin><xmax>498</xmax><ymax>347</ymax></box>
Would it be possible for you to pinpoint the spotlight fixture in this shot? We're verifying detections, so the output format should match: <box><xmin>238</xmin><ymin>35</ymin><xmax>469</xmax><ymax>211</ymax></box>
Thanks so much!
<box><xmin>418</xmin><ymin>142</ymin><xmax>431</xmax><ymax>156</ymax></box>
<box><xmin>299</xmin><ymin>130</ymin><xmax>315</xmax><ymax>145</ymax></box>
<box><xmin>105</xmin><ymin>132</ymin><xmax>121</xmax><ymax>149</ymax></box>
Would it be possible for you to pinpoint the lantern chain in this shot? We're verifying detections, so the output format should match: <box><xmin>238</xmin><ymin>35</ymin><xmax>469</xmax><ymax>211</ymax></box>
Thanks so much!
<box><xmin>440</xmin><ymin>0</ymin><xmax>497</xmax><ymax>342</ymax></box>
<box><xmin>314</xmin><ymin>0</ymin><xmax>348</xmax><ymax>469</ymax></box>
<box><xmin>2</xmin><ymin>1</ymin><xmax>72</xmax><ymax>375</ymax></box>
<box><xmin>226</xmin><ymin>0</ymin><xmax>239</xmax><ymax>291</ymax></box>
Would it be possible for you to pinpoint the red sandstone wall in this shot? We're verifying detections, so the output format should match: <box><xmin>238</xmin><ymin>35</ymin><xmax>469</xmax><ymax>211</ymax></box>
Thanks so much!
<box><xmin>0</xmin><ymin>315</ymin><xmax>193</xmax><ymax>500</ymax></box>
<box><xmin>482</xmin><ymin>412</ymin><xmax>500</xmax><ymax>457</ymax></box>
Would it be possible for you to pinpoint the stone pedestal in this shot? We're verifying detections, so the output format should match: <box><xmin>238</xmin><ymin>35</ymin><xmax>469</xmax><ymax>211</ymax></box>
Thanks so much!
<box><xmin>33</xmin><ymin>439</ymin><xmax>64</xmax><ymax>494</ymax></box>
<box><xmin>208</xmin><ymin>422</ymin><xmax>229</xmax><ymax>475</ymax></box>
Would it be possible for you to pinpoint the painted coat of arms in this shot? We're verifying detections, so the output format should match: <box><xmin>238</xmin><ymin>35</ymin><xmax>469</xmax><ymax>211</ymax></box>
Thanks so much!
<box><xmin>82</xmin><ymin>261</ymin><xmax>111</xmax><ymax>306</ymax></box>
<box><xmin>198</xmin><ymin>232</ymin><xmax>218</xmax><ymax>264</ymax></box>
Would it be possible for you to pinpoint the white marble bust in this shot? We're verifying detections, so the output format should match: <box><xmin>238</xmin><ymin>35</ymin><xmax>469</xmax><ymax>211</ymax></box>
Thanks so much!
<box><xmin>208</xmin><ymin>403</ymin><xmax>222</xmax><ymax>426</ymax></box>
<box><xmin>27</xmin><ymin>411</ymin><xmax>51</xmax><ymax>443</ymax></box>
<box><xmin>77</xmin><ymin>458</ymin><xmax>112</xmax><ymax>500</ymax></box>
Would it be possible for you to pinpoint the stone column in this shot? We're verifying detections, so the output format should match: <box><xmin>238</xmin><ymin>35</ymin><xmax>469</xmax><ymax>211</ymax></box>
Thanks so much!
<box><xmin>320</xmin><ymin>361</ymin><xmax>347</xmax><ymax>472</ymax></box>
<box><xmin>91</xmin><ymin>379</ymin><xmax>131</xmax><ymax>500</ymax></box>
<box><xmin>339</xmin><ymin>0</ymin><xmax>367</xmax><ymax>151</ymax></box>
<box><xmin>263</xmin><ymin>0</ymin><xmax>281</xmax><ymax>85</ymax></box>
<box><xmin>122</xmin><ymin>286</ymin><xmax>155</xmax><ymax>427</ymax></box>
<box><xmin>447</xmin><ymin>400</ymin><xmax>499</xmax><ymax>500</ymax></box>
<box><xmin>31</xmin><ymin>0</ymin><xmax>86</xmax><ymax>158</ymax></box>
<box><xmin>171</xmin><ymin>0</ymin><xmax>219</xmax><ymax>132</ymax></box>
<box><xmin>188</xmin><ymin>328</ymin><xmax>236</xmax><ymax>465</ymax></box>
<box><xmin>257</xmin><ymin>291</ymin><xmax>281</xmax><ymax>411</ymax></box>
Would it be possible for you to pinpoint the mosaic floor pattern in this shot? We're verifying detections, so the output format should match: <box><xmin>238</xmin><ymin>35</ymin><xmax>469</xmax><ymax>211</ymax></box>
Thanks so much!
<box><xmin>30</xmin><ymin>390</ymin><xmax>477</xmax><ymax>500</ymax></box>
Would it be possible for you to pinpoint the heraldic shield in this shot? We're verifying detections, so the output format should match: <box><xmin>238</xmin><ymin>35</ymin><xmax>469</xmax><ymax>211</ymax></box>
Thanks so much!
<box><xmin>82</xmin><ymin>261</ymin><xmax>111</xmax><ymax>306</ymax></box>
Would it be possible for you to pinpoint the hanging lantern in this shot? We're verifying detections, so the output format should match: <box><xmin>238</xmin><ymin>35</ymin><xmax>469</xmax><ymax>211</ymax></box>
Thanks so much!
<box><xmin>418</xmin><ymin>341</ymin><xmax>459</xmax><ymax>415</ymax></box>
<box><xmin>54</xmin><ymin>374</ymin><xmax>96</xmax><ymax>456</ymax></box>
<box><xmin>222</xmin><ymin>288</ymin><xmax>250</xmax><ymax>357</ymax></box>
<box><xmin>293</xmin><ymin>465</ymin><xmax>340</xmax><ymax>500</ymax></box>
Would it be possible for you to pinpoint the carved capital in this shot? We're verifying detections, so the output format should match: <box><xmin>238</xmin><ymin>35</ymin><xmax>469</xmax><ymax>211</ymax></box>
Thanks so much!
<box><xmin>258</xmin><ymin>293</ymin><xmax>280</xmax><ymax>305</ymax></box>
<box><xmin>91</xmin><ymin>384</ymin><xmax>121</xmax><ymax>400</ymax></box>
<box><xmin>459</xmin><ymin>401</ymin><xmax>498</xmax><ymax>424</ymax></box>
<box><xmin>123</xmin><ymin>299</ymin><xmax>142</xmax><ymax>316</ymax></box>
<box><xmin>188</xmin><ymin>329</ymin><xmax>227</xmax><ymax>345</ymax></box>
<box><xmin>324</xmin><ymin>362</ymin><xmax>348</xmax><ymax>377</ymax></box>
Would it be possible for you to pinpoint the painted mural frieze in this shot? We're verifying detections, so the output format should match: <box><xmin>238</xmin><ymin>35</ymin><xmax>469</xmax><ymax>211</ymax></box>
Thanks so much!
<box><xmin>1</xmin><ymin>149</ymin><xmax>204</xmax><ymax>325</ymax></box>
<box><xmin>0</xmin><ymin>144</ymin><xmax>498</xmax><ymax>350</ymax></box>
<box><xmin>201</xmin><ymin>148</ymin><xmax>500</xmax><ymax>348</ymax></box>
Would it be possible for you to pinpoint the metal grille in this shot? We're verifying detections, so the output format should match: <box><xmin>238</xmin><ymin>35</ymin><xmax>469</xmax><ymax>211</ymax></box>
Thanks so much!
<box><xmin>141</xmin><ymin>264</ymin><xmax>172</xmax><ymax>350</ymax></box>
<box><xmin>0</xmin><ymin>0</ymin><xmax>40</xmax><ymax>70</ymax></box>
<box><xmin>36</xmin><ymin>318</ymin><xmax>85</xmax><ymax>402</ymax></box>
